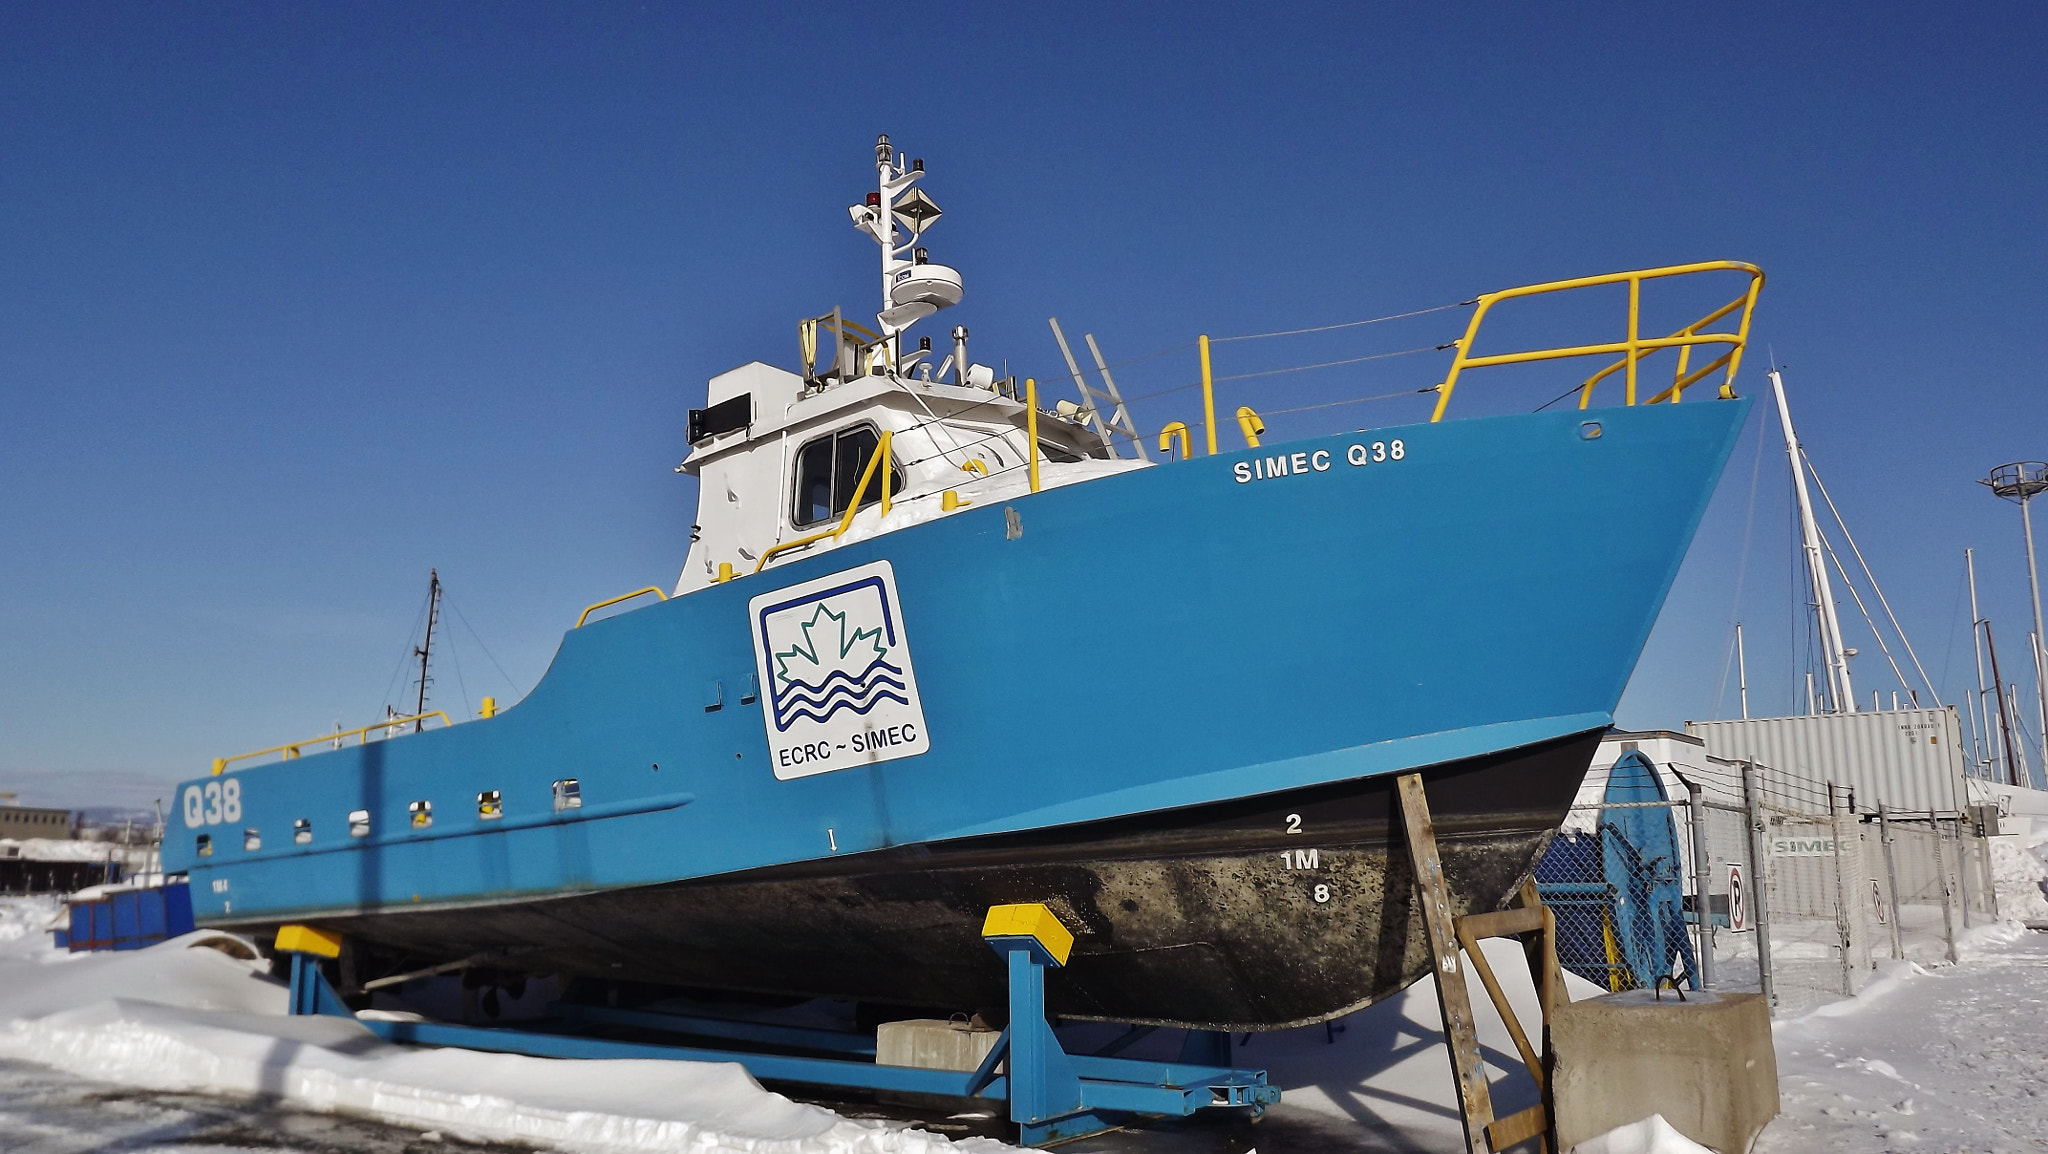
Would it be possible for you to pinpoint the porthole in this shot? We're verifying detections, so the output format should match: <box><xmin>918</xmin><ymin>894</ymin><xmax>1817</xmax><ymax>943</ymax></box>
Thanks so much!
<box><xmin>348</xmin><ymin>810</ymin><xmax>371</xmax><ymax>838</ymax></box>
<box><xmin>196</xmin><ymin>834</ymin><xmax>212</xmax><ymax>857</ymax></box>
<box><xmin>551</xmin><ymin>779</ymin><xmax>582</xmax><ymax>812</ymax></box>
<box><xmin>477</xmin><ymin>790</ymin><xmax>502</xmax><ymax>820</ymax></box>
<box><xmin>293</xmin><ymin>818</ymin><xmax>312</xmax><ymax>845</ymax></box>
<box><xmin>408</xmin><ymin>800</ymin><xmax>433</xmax><ymax>829</ymax></box>
<box><xmin>243</xmin><ymin>829</ymin><xmax>261</xmax><ymax>852</ymax></box>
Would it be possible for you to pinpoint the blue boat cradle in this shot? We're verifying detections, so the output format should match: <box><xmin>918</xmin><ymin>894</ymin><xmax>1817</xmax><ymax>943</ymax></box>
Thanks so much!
<box><xmin>59</xmin><ymin>882</ymin><xmax>195</xmax><ymax>952</ymax></box>
<box><xmin>1535</xmin><ymin>751</ymin><xmax>1699</xmax><ymax>991</ymax></box>
<box><xmin>275</xmin><ymin>902</ymin><xmax>1278</xmax><ymax>1148</ymax></box>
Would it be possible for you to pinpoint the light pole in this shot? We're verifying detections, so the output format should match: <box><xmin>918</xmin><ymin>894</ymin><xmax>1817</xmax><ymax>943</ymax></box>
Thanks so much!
<box><xmin>1982</xmin><ymin>461</ymin><xmax>2048</xmax><ymax>770</ymax></box>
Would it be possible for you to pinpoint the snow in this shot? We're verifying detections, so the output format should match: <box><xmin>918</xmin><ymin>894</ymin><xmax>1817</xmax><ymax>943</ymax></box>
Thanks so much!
<box><xmin>9</xmin><ymin>863</ymin><xmax>2048</xmax><ymax>1153</ymax></box>
<box><xmin>1760</xmin><ymin>925</ymin><xmax>2048</xmax><ymax>1152</ymax></box>
<box><xmin>0</xmin><ymin>837</ymin><xmax>150</xmax><ymax>865</ymax></box>
<box><xmin>1567</xmin><ymin>1114</ymin><xmax>1713</xmax><ymax>1154</ymax></box>
<box><xmin>1990</xmin><ymin>835</ymin><xmax>2048</xmax><ymax>922</ymax></box>
<box><xmin>0</xmin><ymin>915</ymin><xmax>1014</xmax><ymax>1154</ymax></box>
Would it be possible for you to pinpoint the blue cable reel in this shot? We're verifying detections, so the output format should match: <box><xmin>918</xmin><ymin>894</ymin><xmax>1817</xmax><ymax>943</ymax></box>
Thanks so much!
<box><xmin>1536</xmin><ymin>750</ymin><xmax>1699</xmax><ymax>992</ymax></box>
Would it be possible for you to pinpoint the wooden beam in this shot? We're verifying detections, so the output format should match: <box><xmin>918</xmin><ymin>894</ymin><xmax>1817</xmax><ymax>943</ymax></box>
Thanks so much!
<box><xmin>1395</xmin><ymin>772</ymin><xmax>1494</xmax><ymax>1154</ymax></box>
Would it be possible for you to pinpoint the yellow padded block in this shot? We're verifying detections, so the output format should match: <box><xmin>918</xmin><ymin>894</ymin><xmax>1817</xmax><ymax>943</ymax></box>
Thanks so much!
<box><xmin>274</xmin><ymin>924</ymin><xmax>343</xmax><ymax>958</ymax></box>
<box><xmin>980</xmin><ymin>903</ymin><xmax>1074</xmax><ymax>966</ymax></box>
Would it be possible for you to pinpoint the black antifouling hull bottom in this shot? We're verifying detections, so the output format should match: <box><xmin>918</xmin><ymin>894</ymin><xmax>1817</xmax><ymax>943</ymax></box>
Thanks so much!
<box><xmin>308</xmin><ymin>730</ymin><xmax>1598</xmax><ymax>1031</ymax></box>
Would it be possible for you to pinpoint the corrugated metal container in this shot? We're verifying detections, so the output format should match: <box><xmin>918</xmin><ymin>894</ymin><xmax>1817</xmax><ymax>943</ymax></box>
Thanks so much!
<box><xmin>1687</xmin><ymin>708</ymin><xmax>1966</xmax><ymax>815</ymax></box>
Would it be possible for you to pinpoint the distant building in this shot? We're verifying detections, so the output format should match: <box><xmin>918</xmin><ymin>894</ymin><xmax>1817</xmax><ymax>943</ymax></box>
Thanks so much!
<box><xmin>0</xmin><ymin>791</ymin><xmax>74</xmax><ymax>842</ymax></box>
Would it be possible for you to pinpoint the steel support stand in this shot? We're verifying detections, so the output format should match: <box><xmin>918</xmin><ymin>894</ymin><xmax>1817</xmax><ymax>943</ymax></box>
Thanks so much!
<box><xmin>277</xmin><ymin>909</ymin><xmax>1277</xmax><ymax>1150</ymax></box>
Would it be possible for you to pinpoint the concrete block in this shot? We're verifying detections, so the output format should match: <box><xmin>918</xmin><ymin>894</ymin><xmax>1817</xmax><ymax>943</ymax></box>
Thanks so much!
<box><xmin>876</xmin><ymin>1018</ymin><xmax>1002</xmax><ymax>1072</ymax></box>
<box><xmin>1552</xmin><ymin>990</ymin><xmax>1778</xmax><ymax>1153</ymax></box>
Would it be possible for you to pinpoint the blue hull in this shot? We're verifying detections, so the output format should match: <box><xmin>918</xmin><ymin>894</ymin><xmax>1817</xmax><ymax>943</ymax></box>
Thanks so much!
<box><xmin>166</xmin><ymin>400</ymin><xmax>1749</xmax><ymax>1027</ymax></box>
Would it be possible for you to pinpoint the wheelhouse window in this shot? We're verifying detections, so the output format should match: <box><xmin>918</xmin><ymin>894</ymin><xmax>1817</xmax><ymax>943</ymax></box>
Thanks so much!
<box><xmin>792</xmin><ymin>425</ymin><xmax>902</xmax><ymax>528</ymax></box>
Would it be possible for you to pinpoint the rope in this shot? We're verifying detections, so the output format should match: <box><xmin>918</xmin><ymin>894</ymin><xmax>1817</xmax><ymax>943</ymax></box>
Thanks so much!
<box><xmin>1212</xmin><ymin>345</ymin><xmax>1441</xmax><ymax>383</ymax></box>
<box><xmin>1210</xmin><ymin>301</ymin><xmax>1472</xmax><ymax>343</ymax></box>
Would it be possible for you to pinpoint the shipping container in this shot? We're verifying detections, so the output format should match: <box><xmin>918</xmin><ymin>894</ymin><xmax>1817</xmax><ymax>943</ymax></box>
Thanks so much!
<box><xmin>1687</xmin><ymin>708</ymin><xmax>1966</xmax><ymax>815</ymax></box>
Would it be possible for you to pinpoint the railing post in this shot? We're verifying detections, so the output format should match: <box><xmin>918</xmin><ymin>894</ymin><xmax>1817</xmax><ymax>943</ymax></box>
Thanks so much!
<box><xmin>1930</xmin><ymin>812</ymin><xmax>1959</xmax><ymax>964</ymax></box>
<box><xmin>1025</xmin><ymin>378</ymin><xmax>1041</xmax><ymax>493</ymax></box>
<box><xmin>1877</xmin><ymin>802</ymin><xmax>1905</xmax><ymax>961</ymax></box>
<box><xmin>1827</xmin><ymin>783</ymin><xmax>1857</xmax><ymax>997</ymax></box>
<box><xmin>1740</xmin><ymin>762</ymin><xmax>1775</xmax><ymax>1012</ymax></box>
<box><xmin>1951</xmin><ymin>817</ymin><xmax>1972</xmax><ymax>929</ymax></box>
<box><xmin>1687</xmin><ymin>781</ymin><xmax>1714</xmax><ymax>990</ymax></box>
<box><xmin>1198</xmin><ymin>335</ymin><xmax>1217</xmax><ymax>455</ymax></box>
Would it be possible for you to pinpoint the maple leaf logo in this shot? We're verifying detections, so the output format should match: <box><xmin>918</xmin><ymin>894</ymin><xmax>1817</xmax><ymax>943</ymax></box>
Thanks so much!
<box><xmin>773</xmin><ymin>603</ymin><xmax>887</xmax><ymax>689</ymax></box>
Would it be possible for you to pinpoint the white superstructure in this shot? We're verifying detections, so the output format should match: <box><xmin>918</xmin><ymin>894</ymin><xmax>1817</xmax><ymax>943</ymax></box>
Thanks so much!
<box><xmin>674</xmin><ymin>136</ymin><xmax>1140</xmax><ymax>592</ymax></box>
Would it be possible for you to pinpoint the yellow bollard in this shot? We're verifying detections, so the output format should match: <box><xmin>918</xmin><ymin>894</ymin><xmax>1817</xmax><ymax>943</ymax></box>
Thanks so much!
<box><xmin>479</xmin><ymin>696</ymin><xmax>497</xmax><ymax>719</ymax></box>
<box><xmin>1236</xmin><ymin>405</ymin><xmax>1265</xmax><ymax>448</ymax></box>
<box><xmin>942</xmin><ymin>489</ymin><xmax>969</xmax><ymax>511</ymax></box>
<box><xmin>1158</xmin><ymin>421</ymin><xmax>1192</xmax><ymax>460</ymax></box>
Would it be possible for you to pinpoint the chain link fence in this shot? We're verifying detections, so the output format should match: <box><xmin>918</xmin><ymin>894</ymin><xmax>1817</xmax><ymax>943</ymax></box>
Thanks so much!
<box><xmin>1537</xmin><ymin>763</ymin><xmax>2001</xmax><ymax>1015</ymax></box>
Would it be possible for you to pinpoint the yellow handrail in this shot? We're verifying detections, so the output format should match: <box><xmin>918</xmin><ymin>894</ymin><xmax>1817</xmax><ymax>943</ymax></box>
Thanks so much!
<box><xmin>211</xmin><ymin>711</ymin><xmax>454</xmax><ymax>775</ymax></box>
<box><xmin>755</xmin><ymin>430</ymin><xmax>895</xmax><ymax>573</ymax></box>
<box><xmin>1429</xmin><ymin>261</ymin><xmax>1764</xmax><ymax>422</ymax></box>
<box><xmin>576</xmin><ymin>586</ymin><xmax>669</xmax><ymax>628</ymax></box>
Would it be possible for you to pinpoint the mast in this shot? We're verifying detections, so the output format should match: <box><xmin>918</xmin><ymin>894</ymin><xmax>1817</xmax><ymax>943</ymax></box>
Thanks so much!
<box><xmin>413</xmin><ymin>569</ymin><xmax>441</xmax><ymax>732</ymax></box>
<box><xmin>1769</xmin><ymin>369</ymin><xmax>1855</xmax><ymax>712</ymax></box>
<box><xmin>1968</xmin><ymin>548</ymin><xmax>1993</xmax><ymax>776</ymax></box>
<box><xmin>1981</xmin><ymin>463</ymin><xmax>2048</xmax><ymax>777</ymax></box>
<box><xmin>1736</xmin><ymin>621</ymin><xmax>1750</xmax><ymax>720</ymax></box>
<box><xmin>1985</xmin><ymin>619</ymin><xmax>2023</xmax><ymax>786</ymax></box>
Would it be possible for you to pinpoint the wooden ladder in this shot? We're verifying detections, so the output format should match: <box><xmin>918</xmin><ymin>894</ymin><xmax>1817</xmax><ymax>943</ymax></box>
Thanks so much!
<box><xmin>1396</xmin><ymin>772</ymin><xmax>1564</xmax><ymax>1154</ymax></box>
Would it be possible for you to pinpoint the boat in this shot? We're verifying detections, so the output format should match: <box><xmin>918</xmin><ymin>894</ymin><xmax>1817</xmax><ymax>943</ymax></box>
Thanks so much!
<box><xmin>163</xmin><ymin>136</ymin><xmax>1764</xmax><ymax>1031</ymax></box>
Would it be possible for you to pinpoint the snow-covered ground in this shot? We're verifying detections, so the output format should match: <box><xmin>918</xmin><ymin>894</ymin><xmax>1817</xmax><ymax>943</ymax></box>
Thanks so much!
<box><xmin>6</xmin><ymin>836</ymin><xmax>2048</xmax><ymax>1154</ymax></box>
<box><xmin>1761</xmin><ymin>925</ymin><xmax>2048</xmax><ymax>1152</ymax></box>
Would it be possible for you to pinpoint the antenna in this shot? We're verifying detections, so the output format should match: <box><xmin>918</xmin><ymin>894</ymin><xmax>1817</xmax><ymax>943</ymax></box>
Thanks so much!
<box><xmin>849</xmin><ymin>135</ymin><xmax>962</xmax><ymax>355</ymax></box>
<box><xmin>413</xmin><ymin>569</ymin><xmax>441</xmax><ymax>732</ymax></box>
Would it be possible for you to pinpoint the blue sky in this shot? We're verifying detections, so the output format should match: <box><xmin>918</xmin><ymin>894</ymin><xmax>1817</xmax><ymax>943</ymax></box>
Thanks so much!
<box><xmin>3</xmin><ymin>4</ymin><xmax>2044</xmax><ymax>810</ymax></box>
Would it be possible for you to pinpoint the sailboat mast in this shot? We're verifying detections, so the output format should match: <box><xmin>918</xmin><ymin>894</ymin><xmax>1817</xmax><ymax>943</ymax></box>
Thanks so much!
<box><xmin>1967</xmin><ymin>548</ymin><xmax>1994</xmax><ymax>776</ymax></box>
<box><xmin>1736</xmin><ymin>621</ymin><xmax>1750</xmax><ymax>720</ymax></box>
<box><xmin>1985</xmin><ymin>619</ymin><xmax>2023</xmax><ymax>786</ymax></box>
<box><xmin>413</xmin><ymin>569</ymin><xmax>441</xmax><ymax>733</ymax></box>
<box><xmin>1769</xmin><ymin>369</ymin><xmax>1855</xmax><ymax>712</ymax></box>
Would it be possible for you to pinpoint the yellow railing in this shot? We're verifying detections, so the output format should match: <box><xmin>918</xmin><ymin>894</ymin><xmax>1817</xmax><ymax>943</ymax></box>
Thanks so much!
<box><xmin>211</xmin><ymin>711</ymin><xmax>454</xmax><ymax>775</ymax></box>
<box><xmin>1429</xmin><ymin>261</ymin><xmax>1764</xmax><ymax>422</ymax></box>
<box><xmin>576</xmin><ymin>586</ymin><xmax>668</xmax><ymax>628</ymax></box>
<box><xmin>755</xmin><ymin>430</ymin><xmax>895</xmax><ymax>572</ymax></box>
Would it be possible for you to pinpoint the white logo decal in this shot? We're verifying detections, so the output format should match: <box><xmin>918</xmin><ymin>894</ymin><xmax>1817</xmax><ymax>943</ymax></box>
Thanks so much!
<box><xmin>748</xmin><ymin>560</ymin><xmax>929</xmax><ymax>779</ymax></box>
